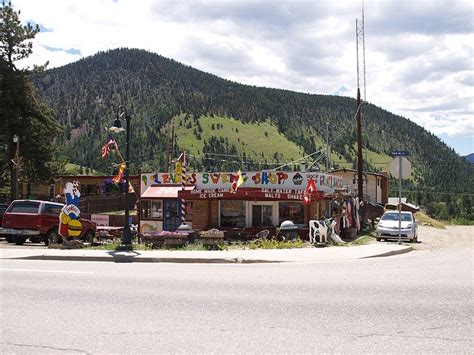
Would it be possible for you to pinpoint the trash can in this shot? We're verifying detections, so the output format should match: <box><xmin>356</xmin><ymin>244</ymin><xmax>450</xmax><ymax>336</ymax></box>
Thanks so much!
<box><xmin>278</xmin><ymin>220</ymin><xmax>298</xmax><ymax>241</ymax></box>
<box><xmin>175</xmin><ymin>222</ymin><xmax>196</xmax><ymax>242</ymax></box>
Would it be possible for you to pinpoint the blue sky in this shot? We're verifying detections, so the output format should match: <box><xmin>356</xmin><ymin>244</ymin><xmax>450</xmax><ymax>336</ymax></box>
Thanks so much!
<box><xmin>439</xmin><ymin>134</ymin><xmax>473</xmax><ymax>157</ymax></box>
<box><xmin>11</xmin><ymin>0</ymin><xmax>474</xmax><ymax>156</ymax></box>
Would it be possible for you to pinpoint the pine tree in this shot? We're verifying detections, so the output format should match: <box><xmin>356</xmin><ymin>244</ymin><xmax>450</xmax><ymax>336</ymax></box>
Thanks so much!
<box><xmin>0</xmin><ymin>2</ymin><xmax>62</xmax><ymax>201</ymax></box>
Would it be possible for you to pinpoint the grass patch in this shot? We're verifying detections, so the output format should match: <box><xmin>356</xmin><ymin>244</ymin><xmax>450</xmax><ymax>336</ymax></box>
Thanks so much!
<box><xmin>415</xmin><ymin>211</ymin><xmax>445</xmax><ymax>229</ymax></box>
<box><xmin>171</xmin><ymin>114</ymin><xmax>304</xmax><ymax>162</ymax></box>
<box><xmin>85</xmin><ymin>238</ymin><xmax>307</xmax><ymax>251</ymax></box>
<box><xmin>446</xmin><ymin>218</ymin><xmax>474</xmax><ymax>226</ymax></box>
<box><xmin>347</xmin><ymin>234</ymin><xmax>375</xmax><ymax>246</ymax></box>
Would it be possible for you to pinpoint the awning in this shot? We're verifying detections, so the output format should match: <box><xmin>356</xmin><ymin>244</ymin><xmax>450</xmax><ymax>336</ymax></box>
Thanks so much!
<box><xmin>178</xmin><ymin>187</ymin><xmax>325</xmax><ymax>201</ymax></box>
<box><xmin>141</xmin><ymin>184</ymin><xmax>195</xmax><ymax>199</ymax></box>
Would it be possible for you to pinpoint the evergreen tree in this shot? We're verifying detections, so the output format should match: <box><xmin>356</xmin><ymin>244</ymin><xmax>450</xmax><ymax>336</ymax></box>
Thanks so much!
<box><xmin>0</xmin><ymin>2</ymin><xmax>62</xmax><ymax>201</ymax></box>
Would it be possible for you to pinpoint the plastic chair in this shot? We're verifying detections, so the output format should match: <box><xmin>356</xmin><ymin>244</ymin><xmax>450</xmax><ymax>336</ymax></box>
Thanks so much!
<box><xmin>249</xmin><ymin>229</ymin><xmax>270</xmax><ymax>242</ymax></box>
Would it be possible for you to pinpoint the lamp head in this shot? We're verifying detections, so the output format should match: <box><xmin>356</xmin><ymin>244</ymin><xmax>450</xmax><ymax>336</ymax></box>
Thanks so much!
<box><xmin>109</xmin><ymin>117</ymin><xmax>125</xmax><ymax>133</ymax></box>
<box><xmin>13</xmin><ymin>134</ymin><xmax>19</xmax><ymax>143</ymax></box>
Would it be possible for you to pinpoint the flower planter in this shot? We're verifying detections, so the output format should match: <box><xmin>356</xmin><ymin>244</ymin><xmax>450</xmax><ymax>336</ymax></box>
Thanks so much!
<box><xmin>163</xmin><ymin>236</ymin><xmax>187</xmax><ymax>247</ymax></box>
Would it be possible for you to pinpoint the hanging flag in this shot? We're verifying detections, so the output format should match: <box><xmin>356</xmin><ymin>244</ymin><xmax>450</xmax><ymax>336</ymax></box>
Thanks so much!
<box><xmin>101</xmin><ymin>135</ymin><xmax>117</xmax><ymax>159</ymax></box>
<box><xmin>175</xmin><ymin>152</ymin><xmax>185</xmax><ymax>183</ymax></box>
<box><xmin>303</xmin><ymin>177</ymin><xmax>317</xmax><ymax>204</ymax></box>
<box><xmin>112</xmin><ymin>163</ymin><xmax>126</xmax><ymax>183</ymax></box>
<box><xmin>230</xmin><ymin>170</ymin><xmax>245</xmax><ymax>193</ymax></box>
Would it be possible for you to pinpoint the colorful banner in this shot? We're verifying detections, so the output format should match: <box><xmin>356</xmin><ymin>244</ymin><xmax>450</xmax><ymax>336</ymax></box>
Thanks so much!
<box><xmin>140</xmin><ymin>171</ymin><xmax>343</xmax><ymax>195</ymax></box>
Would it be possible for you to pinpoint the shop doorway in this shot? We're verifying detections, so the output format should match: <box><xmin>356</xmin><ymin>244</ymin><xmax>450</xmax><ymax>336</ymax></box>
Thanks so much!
<box><xmin>251</xmin><ymin>204</ymin><xmax>273</xmax><ymax>227</ymax></box>
<box><xmin>163</xmin><ymin>199</ymin><xmax>181</xmax><ymax>231</ymax></box>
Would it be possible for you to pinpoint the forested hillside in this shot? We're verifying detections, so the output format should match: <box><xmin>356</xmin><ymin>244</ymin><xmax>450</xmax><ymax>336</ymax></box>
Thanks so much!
<box><xmin>31</xmin><ymin>48</ymin><xmax>473</xmax><ymax>219</ymax></box>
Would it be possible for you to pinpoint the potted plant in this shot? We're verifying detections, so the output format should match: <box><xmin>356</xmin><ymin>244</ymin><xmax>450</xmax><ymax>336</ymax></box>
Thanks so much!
<box><xmin>198</xmin><ymin>229</ymin><xmax>225</xmax><ymax>246</ymax></box>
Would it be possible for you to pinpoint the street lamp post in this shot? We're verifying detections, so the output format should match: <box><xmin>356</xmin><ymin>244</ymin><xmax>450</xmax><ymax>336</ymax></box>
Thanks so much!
<box><xmin>110</xmin><ymin>105</ymin><xmax>132</xmax><ymax>246</ymax></box>
<box><xmin>11</xmin><ymin>134</ymin><xmax>20</xmax><ymax>201</ymax></box>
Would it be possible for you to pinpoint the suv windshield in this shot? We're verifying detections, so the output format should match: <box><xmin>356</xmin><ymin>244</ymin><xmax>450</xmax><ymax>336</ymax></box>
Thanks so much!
<box><xmin>9</xmin><ymin>201</ymin><xmax>40</xmax><ymax>214</ymax></box>
<box><xmin>381</xmin><ymin>212</ymin><xmax>413</xmax><ymax>222</ymax></box>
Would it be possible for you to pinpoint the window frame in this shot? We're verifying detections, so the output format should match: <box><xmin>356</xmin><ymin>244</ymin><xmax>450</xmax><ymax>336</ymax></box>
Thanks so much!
<box><xmin>140</xmin><ymin>199</ymin><xmax>163</xmax><ymax>220</ymax></box>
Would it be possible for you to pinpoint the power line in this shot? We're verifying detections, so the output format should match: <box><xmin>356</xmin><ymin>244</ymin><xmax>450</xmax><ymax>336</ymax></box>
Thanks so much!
<box><xmin>388</xmin><ymin>189</ymin><xmax>474</xmax><ymax>196</ymax></box>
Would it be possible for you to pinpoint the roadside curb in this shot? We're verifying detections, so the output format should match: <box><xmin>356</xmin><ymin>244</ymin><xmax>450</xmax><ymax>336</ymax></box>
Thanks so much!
<box><xmin>6</xmin><ymin>246</ymin><xmax>414</xmax><ymax>264</ymax></box>
<box><xmin>12</xmin><ymin>254</ymin><xmax>280</xmax><ymax>264</ymax></box>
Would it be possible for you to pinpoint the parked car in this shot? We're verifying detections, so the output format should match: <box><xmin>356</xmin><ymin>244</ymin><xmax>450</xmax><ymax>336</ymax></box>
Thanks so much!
<box><xmin>0</xmin><ymin>203</ymin><xmax>8</xmax><ymax>227</ymax></box>
<box><xmin>384</xmin><ymin>203</ymin><xmax>398</xmax><ymax>211</ymax></box>
<box><xmin>375</xmin><ymin>211</ymin><xmax>418</xmax><ymax>242</ymax></box>
<box><xmin>0</xmin><ymin>200</ymin><xmax>96</xmax><ymax>245</ymax></box>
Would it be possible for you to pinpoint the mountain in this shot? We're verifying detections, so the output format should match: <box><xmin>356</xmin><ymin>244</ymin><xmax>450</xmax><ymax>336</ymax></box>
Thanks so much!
<box><xmin>464</xmin><ymin>153</ymin><xmax>474</xmax><ymax>164</ymax></box>
<box><xmin>30</xmin><ymin>48</ymin><xmax>474</xmax><ymax>208</ymax></box>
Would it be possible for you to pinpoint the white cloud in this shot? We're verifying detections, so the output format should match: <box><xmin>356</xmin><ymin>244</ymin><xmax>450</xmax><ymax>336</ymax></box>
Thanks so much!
<box><xmin>9</xmin><ymin>0</ymin><xmax>474</xmax><ymax>153</ymax></box>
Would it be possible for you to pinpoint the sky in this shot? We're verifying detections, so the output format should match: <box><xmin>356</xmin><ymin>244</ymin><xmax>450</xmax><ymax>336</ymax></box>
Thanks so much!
<box><xmin>11</xmin><ymin>0</ymin><xmax>474</xmax><ymax>156</ymax></box>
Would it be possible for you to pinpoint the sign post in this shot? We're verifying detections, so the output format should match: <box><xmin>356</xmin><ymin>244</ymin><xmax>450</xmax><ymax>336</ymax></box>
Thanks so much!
<box><xmin>390</xmin><ymin>151</ymin><xmax>411</xmax><ymax>244</ymax></box>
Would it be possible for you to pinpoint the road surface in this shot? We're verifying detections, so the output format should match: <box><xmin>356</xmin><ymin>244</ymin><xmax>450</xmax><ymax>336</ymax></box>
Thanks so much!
<box><xmin>0</xmin><ymin>226</ymin><xmax>472</xmax><ymax>353</ymax></box>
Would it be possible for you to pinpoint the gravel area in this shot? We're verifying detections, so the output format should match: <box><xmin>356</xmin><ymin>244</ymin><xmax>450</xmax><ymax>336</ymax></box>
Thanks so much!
<box><xmin>414</xmin><ymin>225</ymin><xmax>473</xmax><ymax>250</ymax></box>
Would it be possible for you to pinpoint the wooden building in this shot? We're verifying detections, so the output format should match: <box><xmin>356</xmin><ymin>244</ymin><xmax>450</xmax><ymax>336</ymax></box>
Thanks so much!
<box><xmin>331</xmin><ymin>168</ymin><xmax>389</xmax><ymax>205</ymax></box>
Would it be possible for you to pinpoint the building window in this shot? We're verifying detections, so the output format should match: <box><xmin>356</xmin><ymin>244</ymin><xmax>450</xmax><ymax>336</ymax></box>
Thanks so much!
<box><xmin>279</xmin><ymin>202</ymin><xmax>304</xmax><ymax>225</ymax></box>
<box><xmin>220</xmin><ymin>200</ymin><xmax>246</xmax><ymax>228</ymax></box>
<box><xmin>141</xmin><ymin>200</ymin><xmax>163</xmax><ymax>220</ymax></box>
<box><xmin>151</xmin><ymin>200</ymin><xmax>163</xmax><ymax>219</ymax></box>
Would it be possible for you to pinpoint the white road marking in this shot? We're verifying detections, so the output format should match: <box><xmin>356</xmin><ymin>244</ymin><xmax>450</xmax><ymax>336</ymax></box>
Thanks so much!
<box><xmin>0</xmin><ymin>268</ymin><xmax>93</xmax><ymax>274</ymax></box>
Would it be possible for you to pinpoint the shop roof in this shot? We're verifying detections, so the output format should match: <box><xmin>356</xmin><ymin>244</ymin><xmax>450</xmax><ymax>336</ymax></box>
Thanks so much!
<box><xmin>141</xmin><ymin>184</ymin><xmax>195</xmax><ymax>199</ymax></box>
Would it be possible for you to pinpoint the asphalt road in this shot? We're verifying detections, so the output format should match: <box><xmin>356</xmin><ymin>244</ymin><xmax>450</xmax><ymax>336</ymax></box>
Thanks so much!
<box><xmin>0</xmin><ymin>227</ymin><xmax>472</xmax><ymax>354</ymax></box>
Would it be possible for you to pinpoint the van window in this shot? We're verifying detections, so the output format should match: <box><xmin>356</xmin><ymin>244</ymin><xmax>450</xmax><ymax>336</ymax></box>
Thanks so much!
<box><xmin>9</xmin><ymin>201</ymin><xmax>40</xmax><ymax>214</ymax></box>
<box><xmin>44</xmin><ymin>203</ymin><xmax>63</xmax><ymax>215</ymax></box>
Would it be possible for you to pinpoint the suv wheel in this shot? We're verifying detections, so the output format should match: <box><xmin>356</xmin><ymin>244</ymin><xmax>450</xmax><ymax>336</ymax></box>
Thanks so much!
<box><xmin>6</xmin><ymin>235</ymin><xmax>14</xmax><ymax>243</ymax></box>
<box><xmin>83</xmin><ymin>230</ymin><xmax>95</xmax><ymax>244</ymax></box>
<box><xmin>14</xmin><ymin>236</ymin><xmax>26</xmax><ymax>245</ymax></box>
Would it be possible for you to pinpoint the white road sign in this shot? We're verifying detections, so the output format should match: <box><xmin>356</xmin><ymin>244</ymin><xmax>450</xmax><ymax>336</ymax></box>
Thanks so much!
<box><xmin>390</xmin><ymin>157</ymin><xmax>412</xmax><ymax>179</ymax></box>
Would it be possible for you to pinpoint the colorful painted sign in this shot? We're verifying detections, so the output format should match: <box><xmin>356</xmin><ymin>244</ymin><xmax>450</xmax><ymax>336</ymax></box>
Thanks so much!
<box><xmin>59</xmin><ymin>181</ymin><xmax>83</xmax><ymax>238</ymax></box>
<box><xmin>140</xmin><ymin>171</ymin><xmax>343</xmax><ymax>195</ymax></box>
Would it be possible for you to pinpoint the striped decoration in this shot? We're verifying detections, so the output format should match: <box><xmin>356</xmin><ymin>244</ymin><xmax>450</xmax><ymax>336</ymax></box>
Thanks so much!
<box><xmin>180</xmin><ymin>152</ymin><xmax>186</xmax><ymax>223</ymax></box>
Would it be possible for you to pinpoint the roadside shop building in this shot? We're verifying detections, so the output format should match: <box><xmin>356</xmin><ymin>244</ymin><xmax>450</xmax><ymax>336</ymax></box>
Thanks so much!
<box><xmin>138</xmin><ymin>171</ymin><xmax>343</xmax><ymax>237</ymax></box>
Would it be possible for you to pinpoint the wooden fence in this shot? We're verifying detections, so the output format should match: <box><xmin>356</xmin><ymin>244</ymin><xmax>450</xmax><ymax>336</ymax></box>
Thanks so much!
<box><xmin>78</xmin><ymin>194</ymin><xmax>137</xmax><ymax>214</ymax></box>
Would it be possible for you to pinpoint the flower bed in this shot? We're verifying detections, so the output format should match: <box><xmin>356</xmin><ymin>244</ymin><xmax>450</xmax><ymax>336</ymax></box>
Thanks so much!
<box><xmin>142</xmin><ymin>231</ymin><xmax>188</xmax><ymax>248</ymax></box>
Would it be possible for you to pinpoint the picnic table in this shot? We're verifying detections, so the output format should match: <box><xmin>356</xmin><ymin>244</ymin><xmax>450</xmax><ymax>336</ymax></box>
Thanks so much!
<box><xmin>96</xmin><ymin>226</ymin><xmax>123</xmax><ymax>241</ymax></box>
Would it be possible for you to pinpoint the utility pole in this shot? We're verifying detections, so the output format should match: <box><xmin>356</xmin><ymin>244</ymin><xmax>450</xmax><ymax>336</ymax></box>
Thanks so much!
<box><xmin>356</xmin><ymin>88</ymin><xmax>363</xmax><ymax>200</ymax></box>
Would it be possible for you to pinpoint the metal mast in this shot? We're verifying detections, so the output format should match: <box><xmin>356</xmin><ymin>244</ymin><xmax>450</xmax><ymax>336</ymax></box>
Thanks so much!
<box><xmin>355</xmin><ymin>4</ymin><xmax>366</xmax><ymax>200</ymax></box>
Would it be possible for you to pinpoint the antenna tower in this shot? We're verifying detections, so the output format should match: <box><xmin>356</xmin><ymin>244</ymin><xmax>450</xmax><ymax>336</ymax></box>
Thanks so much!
<box><xmin>355</xmin><ymin>3</ymin><xmax>366</xmax><ymax>200</ymax></box>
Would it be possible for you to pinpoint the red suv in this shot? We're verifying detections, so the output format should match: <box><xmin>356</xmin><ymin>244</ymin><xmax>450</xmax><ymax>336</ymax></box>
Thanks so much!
<box><xmin>0</xmin><ymin>200</ymin><xmax>96</xmax><ymax>245</ymax></box>
<box><xmin>0</xmin><ymin>203</ymin><xmax>8</xmax><ymax>227</ymax></box>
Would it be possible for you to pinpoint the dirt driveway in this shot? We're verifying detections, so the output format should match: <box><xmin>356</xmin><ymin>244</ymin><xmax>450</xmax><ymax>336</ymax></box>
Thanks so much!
<box><xmin>414</xmin><ymin>225</ymin><xmax>473</xmax><ymax>250</ymax></box>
